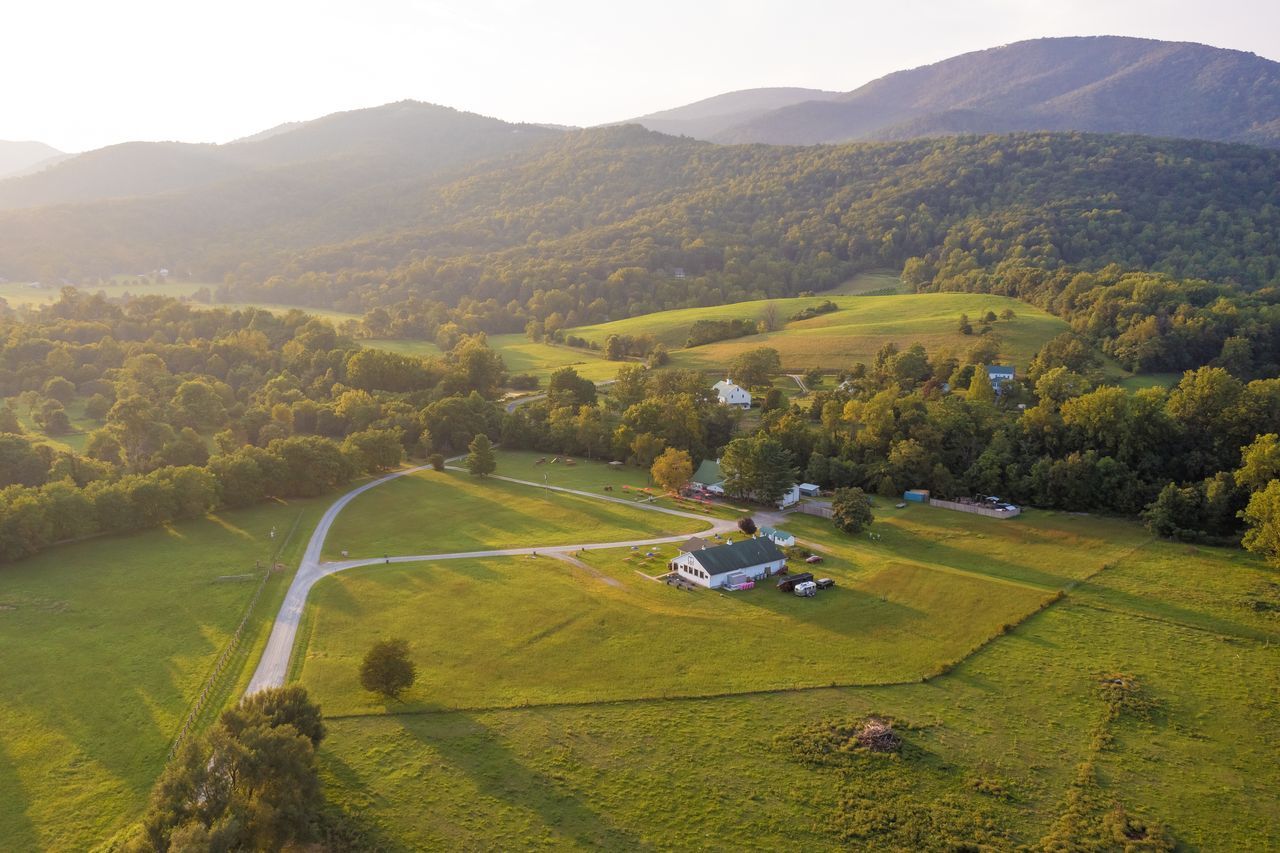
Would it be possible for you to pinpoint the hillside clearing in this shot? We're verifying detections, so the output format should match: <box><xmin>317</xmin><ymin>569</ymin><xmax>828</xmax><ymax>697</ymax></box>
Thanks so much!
<box><xmin>570</xmin><ymin>291</ymin><xmax>1067</xmax><ymax>372</ymax></box>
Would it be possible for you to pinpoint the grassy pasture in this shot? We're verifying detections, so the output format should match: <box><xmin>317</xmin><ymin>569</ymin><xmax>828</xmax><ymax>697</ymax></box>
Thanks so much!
<box><xmin>0</xmin><ymin>496</ymin><xmax>329</xmax><ymax>850</ymax></box>
<box><xmin>365</xmin><ymin>333</ymin><xmax>619</xmax><ymax>382</ymax></box>
<box><xmin>571</xmin><ymin>292</ymin><xmax>1067</xmax><ymax>372</ymax></box>
<box><xmin>311</xmin><ymin>514</ymin><xmax>1279</xmax><ymax>850</ymax></box>
<box><xmin>0</xmin><ymin>280</ymin><xmax>359</xmax><ymax>325</ymax></box>
<box><xmin>298</xmin><ymin>504</ymin><xmax>1145</xmax><ymax>715</ymax></box>
<box><xmin>10</xmin><ymin>395</ymin><xmax>99</xmax><ymax>453</ymax></box>
<box><xmin>827</xmin><ymin>268</ymin><xmax>911</xmax><ymax>294</ymax></box>
<box><xmin>320</xmin><ymin>465</ymin><xmax>707</xmax><ymax>560</ymax></box>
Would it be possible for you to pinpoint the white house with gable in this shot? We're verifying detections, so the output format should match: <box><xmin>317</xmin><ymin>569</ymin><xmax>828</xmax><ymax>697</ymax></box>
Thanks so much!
<box><xmin>670</xmin><ymin>537</ymin><xmax>787</xmax><ymax>589</ymax></box>
<box><xmin>713</xmin><ymin>379</ymin><xmax>752</xmax><ymax>409</ymax></box>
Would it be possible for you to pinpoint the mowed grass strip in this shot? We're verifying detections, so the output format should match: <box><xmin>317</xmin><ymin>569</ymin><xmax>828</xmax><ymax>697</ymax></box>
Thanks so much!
<box><xmin>0</xmin><ymin>496</ymin><xmax>329</xmax><ymax>851</ymax></box>
<box><xmin>320</xmin><ymin>466</ymin><xmax>707</xmax><ymax>560</ymax></box>
<box><xmin>315</xmin><ymin>535</ymin><xmax>1279</xmax><ymax>851</ymax></box>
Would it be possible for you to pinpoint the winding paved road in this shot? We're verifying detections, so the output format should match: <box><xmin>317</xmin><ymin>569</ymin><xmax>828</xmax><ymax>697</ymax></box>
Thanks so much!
<box><xmin>245</xmin><ymin>463</ymin><xmax>734</xmax><ymax>694</ymax></box>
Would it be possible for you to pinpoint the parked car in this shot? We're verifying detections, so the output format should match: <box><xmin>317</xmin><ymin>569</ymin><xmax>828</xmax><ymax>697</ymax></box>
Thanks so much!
<box><xmin>816</xmin><ymin>578</ymin><xmax>835</xmax><ymax>589</ymax></box>
<box><xmin>776</xmin><ymin>572</ymin><xmax>814</xmax><ymax>592</ymax></box>
<box><xmin>793</xmin><ymin>581</ymin><xmax>817</xmax><ymax>597</ymax></box>
<box><xmin>805</xmin><ymin>554</ymin><xmax>823</xmax><ymax>564</ymax></box>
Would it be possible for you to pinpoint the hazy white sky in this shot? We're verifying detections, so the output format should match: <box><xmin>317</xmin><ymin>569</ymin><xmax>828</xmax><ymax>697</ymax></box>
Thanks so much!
<box><xmin>5</xmin><ymin>0</ymin><xmax>1278</xmax><ymax>152</ymax></box>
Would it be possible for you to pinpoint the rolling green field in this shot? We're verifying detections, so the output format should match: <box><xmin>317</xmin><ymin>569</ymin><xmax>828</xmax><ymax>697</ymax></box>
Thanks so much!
<box><xmin>297</xmin><ymin>505</ymin><xmax>1146</xmax><ymax>716</ymax></box>
<box><xmin>0</xmin><ymin>496</ymin><xmax>330</xmax><ymax>850</ymax></box>
<box><xmin>320</xmin><ymin>464</ymin><xmax>706</xmax><ymax>560</ymax></box>
<box><xmin>365</xmin><ymin>333</ymin><xmax>619</xmax><ymax>382</ymax></box>
<box><xmin>570</xmin><ymin>291</ymin><xmax>1067</xmax><ymax>372</ymax></box>
<box><xmin>0</xmin><ymin>280</ymin><xmax>359</xmax><ymax>325</ymax></box>
<box><xmin>305</xmin><ymin>508</ymin><xmax>1279</xmax><ymax>850</ymax></box>
<box><xmin>0</xmin><ymin>279</ymin><xmax>213</xmax><ymax>308</ymax></box>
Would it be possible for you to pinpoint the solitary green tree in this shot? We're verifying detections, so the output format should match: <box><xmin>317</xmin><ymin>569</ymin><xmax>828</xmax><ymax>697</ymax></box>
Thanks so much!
<box><xmin>360</xmin><ymin>638</ymin><xmax>417</xmax><ymax>699</ymax></box>
<box><xmin>467</xmin><ymin>433</ymin><xmax>496</xmax><ymax>477</ymax></box>
<box><xmin>832</xmin><ymin>487</ymin><xmax>873</xmax><ymax>535</ymax></box>
<box><xmin>1242</xmin><ymin>480</ymin><xmax>1280</xmax><ymax>568</ymax></box>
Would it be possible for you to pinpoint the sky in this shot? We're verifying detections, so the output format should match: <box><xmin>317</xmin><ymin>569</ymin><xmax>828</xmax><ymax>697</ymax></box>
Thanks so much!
<box><xmin>4</xmin><ymin>0</ymin><xmax>1279</xmax><ymax>152</ymax></box>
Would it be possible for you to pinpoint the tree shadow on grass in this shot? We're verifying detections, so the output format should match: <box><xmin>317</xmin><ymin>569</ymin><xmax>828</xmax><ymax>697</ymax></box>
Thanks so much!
<box><xmin>395</xmin><ymin>708</ymin><xmax>652</xmax><ymax>850</ymax></box>
<box><xmin>0</xmin><ymin>737</ymin><xmax>39</xmax><ymax>850</ymax></box>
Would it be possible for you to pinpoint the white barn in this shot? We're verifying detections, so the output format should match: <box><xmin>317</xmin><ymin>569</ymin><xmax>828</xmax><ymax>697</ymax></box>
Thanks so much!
<box><xmin>669</xmin><ymin>537</ymin><xmax>787</xmax><ymax>589</ymax></box>
<box><xmin>713</xmin><ymin>379</ymin><xmax>752</xmax><ymax>409</ymax></box>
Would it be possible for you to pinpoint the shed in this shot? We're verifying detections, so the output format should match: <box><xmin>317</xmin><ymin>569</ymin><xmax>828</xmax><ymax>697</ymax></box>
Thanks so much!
<box><xmin>759</xmin><ymin>526</ymin><xmax>796</xmax><ymax>547</ymax></box>
<box><xmin>798</xmin><ymin>483</ymin><xmax>821</xmax><ymax>497</ymax></box>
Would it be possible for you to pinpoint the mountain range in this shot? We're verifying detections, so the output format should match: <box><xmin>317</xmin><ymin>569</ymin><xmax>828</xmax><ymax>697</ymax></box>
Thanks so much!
<box><xmin>0</xmin><ymin>141</ymin><xmax>66</xmax><ymax>181</ymax></box>
<box><xmin>1</xmin><ymin>35</ymin><xmax>1279</xmax><ymax>288</ymax></box>
<box><xmin>626</xmin><ymin>36</ymin><xmax>1280</xmax><ymax>148</ymax></box>
<box><xmin>0</xmin><ymin>102</ymin><xmax>557</xmax><ymax>211</ymax></box>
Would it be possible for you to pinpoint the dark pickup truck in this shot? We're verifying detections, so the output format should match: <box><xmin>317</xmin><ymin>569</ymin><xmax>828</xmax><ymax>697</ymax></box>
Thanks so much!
<box><xmin>776</xmin><ymin>572</ymin><xmax>814</xmax><ymax>592</ymax></box>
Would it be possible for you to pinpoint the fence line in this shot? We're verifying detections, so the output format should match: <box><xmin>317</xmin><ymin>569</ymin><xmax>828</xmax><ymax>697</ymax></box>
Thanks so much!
<box><xmin>168</xmin><ymin>510</ymin><xmax>303</xmax><ymax>757</ymax></box>
<box><xmin>797</xmin><ymin>502</ymin><xmax>833</xmax><ymax>519</ymax></box>
<box><xmin>928</xmin><ymin>498</ymin><xmax>1021</xmax><ymax>519</ymax></box>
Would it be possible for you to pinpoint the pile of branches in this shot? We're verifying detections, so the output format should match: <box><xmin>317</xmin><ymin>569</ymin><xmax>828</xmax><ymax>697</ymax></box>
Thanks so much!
<box><xmin>855</xmin><ymin>717</ymin><xmax>902</xmax><ymax>753</ymax></box>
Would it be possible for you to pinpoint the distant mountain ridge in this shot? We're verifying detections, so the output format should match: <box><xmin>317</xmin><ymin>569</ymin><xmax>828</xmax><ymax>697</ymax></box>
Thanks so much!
<box><xmin>617</xmin><ymin>87</ymin><xmax>841</xmax><ymax>139</ymax></box>
<box><xmin>0</xmin><ymin>141</ymin><xmax>66</xmax><ymax>180</ymax></box>
<box><xmin>0</xmin><ymin>102</ymin><xmax>561</xmax><ymax>210</ymax></box>
<box><xmin>630</xmin><ymin>37</ymin><xmax>1280</xmax><ymax>148</ymax></box>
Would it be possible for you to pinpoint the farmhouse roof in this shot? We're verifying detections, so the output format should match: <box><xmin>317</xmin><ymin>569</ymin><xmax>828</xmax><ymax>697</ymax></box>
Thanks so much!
<box><xmin>678</xmin><ymin>536</ymin><xmax>712</xmax><ymax>552</ymax></box>
<box><xmin>759</xmin><ymin>526</ymin><xmax>793</xmax><ymax>541</ymax></box>
<box><xmin>986</xmin><ymin>365</ymin><xmax>1015</xmax><ymax>378</ymax></box>
<box><xmin>687</xmin><ymin>538</ymin><xmax>785</xmax><ymax>576</ymax></box>
<box><xmin>691</xmin><ymin>459</ymin><xmax>724</xmax><ymax>486</ymax></box>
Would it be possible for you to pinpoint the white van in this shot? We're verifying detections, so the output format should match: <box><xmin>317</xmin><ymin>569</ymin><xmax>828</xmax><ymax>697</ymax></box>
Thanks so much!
<box><xmin>793</xmin><ymin>581</ymin><xmax>817</xmax><ymax>597</ymax></box>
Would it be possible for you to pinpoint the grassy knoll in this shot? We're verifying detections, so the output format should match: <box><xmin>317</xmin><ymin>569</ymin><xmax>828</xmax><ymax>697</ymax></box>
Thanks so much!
<box><xmin>320</xmin><ymin>465</ymin><xmax>707</xmax><ymax>560</ymax></box>
<box><xmin>365</xmin><ymin>333</ymin><xmax>619</xmax><ymax>382</ymax></box>
<box><xmin>312</xmin><ymin>523</ymin><xmax>1278</xmax><ymax>850</ymax></box>
<box><xmin>0</xmin><ymin>496</ymin><xmax>330</xmax><ymax>850</ymax></box>
<box><xmin>571</xmin><ymin>292</ymin><xmax>1067</xmax><ymax>372</ymax></box>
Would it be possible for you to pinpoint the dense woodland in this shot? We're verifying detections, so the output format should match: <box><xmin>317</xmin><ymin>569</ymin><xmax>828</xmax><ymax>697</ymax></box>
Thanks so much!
<box><xmin>0</xmin><ymin>294</ymin><xmax>504</xmax><ymax>562</ymax></box>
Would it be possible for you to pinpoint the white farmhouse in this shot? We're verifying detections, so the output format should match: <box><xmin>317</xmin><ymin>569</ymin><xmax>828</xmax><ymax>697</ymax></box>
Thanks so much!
<box><xmin>713</xmin><ymin>379</ymin><xmax>752</xmax><ymax>409</ymax></box>
<box><xmin>669</xmin><ymin>537</ymin><xmax>788</xmax><ymax>589</ymax></box>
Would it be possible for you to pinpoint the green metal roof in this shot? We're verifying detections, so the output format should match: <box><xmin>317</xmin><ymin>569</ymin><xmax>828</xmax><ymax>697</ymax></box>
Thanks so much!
<box><xmin>688</xmin><ymin>538</ymin><xmax>786</xmax><ymax>577</ymax></box>
<box><xmin>691</xmin><ymin>459</ymin><xmax>724</xmax><ymax>486</ymax></box>
<box><xmin>760</xmin><ymin>526</ymin><xmax>793</xmax><ymax>540</ymax></box>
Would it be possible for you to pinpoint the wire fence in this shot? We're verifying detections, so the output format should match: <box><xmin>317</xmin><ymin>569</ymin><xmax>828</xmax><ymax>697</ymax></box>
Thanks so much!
<box><xmin>168</xmin><ymin>510</ymin><xmax>303</xmax><ymax>758</ymax></box>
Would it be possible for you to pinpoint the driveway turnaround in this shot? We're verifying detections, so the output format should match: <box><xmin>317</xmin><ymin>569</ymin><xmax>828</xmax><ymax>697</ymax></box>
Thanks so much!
<box><xmin>245</xmin><ymin>465</ymin><xmax>734</xmax><ymax>694</ymax></box>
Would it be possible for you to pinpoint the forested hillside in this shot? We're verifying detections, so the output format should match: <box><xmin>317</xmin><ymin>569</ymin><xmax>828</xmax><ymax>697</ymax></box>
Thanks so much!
<box><xmin>2</xmin><ymin>129</ymin><xmax>1279</xmax><ymax>377</ymax></box>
